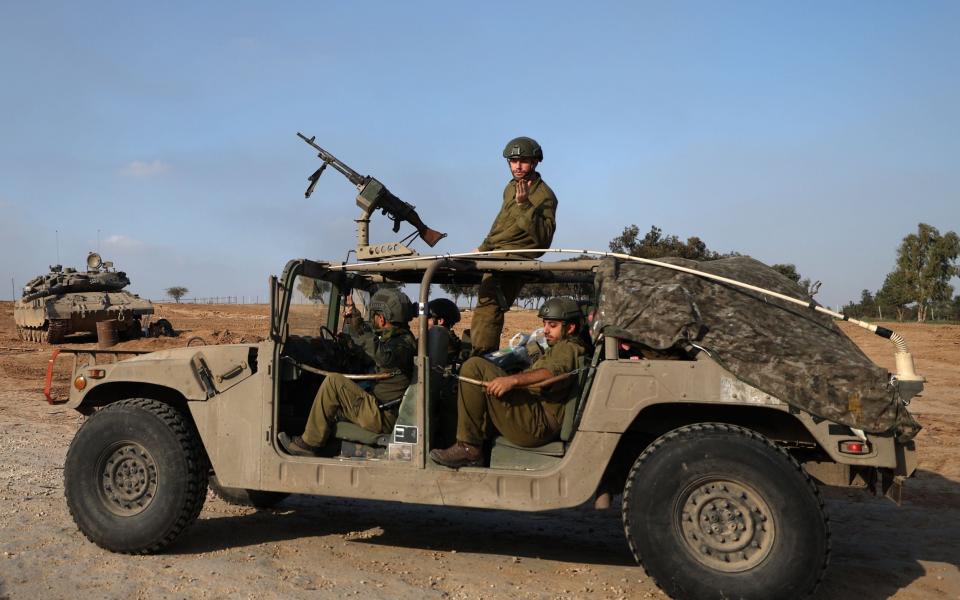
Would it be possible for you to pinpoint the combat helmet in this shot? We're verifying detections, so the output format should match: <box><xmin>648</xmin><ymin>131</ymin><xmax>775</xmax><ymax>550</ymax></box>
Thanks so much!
<box><xmin>427</xmin><ymin>298</ymin><xmax>461</xmax><ymax>327</ymax></box>
<box><xmin>369</xmin><ymin>288</ymin><xmax>414</xmax><ymax>324</ymax></box>
<box><xmin>538</xmin><ymin>297</ymin><xmax>581</xmax><ymax>322</ymax></box>
<box><xmin>503</xmin><ymin>136</ymin><xmax>543</xmax><ymax>162</ymax></box>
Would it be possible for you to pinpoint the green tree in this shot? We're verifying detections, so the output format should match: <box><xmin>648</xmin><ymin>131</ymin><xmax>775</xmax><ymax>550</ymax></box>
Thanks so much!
<box><xmin>165</xmin><ymin>286</ymin><xmax>188</xmax><ymax>303</ymax></box>
<box><xmin>876</xmin><ymin>270</ymin><xmax>912</xmax><ymax>321</ymax></box>
<box><xmin>609</xmin><ymin>225</ymin><xmax>733</xmax><ymax>261</ymax></box>
<box><xmin>890</xmin><ymin>223</ymin><xmax>960</xmax><ymax>321</ymax></box>
<box><xmin>297</xmin><ymin>277</ymin><xmax>331</xmax><ymax>304</ymax></box>
<box><xmin>439</xmin><ymin>283</ymin><xmax>465</xmax><ymax>308</ymax></box>
<box><xmin>770</xmin><ymin>263</ymin><xmax>820</xmax><ymax>298</ymax></box>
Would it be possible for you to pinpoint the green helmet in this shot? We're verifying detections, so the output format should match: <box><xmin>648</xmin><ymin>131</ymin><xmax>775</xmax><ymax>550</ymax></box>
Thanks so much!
<box><xmin>428</xmin><ymin>298</ymin><xmax>461</xmax><ymax>327</ymax></box>
<box><xmin>369</xmin><ymin>288</ymin><xmax>414</xmax><ymax>324</ymax></box>
<box><xmin>537</xmin><ymin>297</ymin><xmax>581</xmax><ymax>322</ymax></box>
<box><xmin>502</xmin><ymin>136</ymin><xmax>543</xmax><ymax>162</ymax></box>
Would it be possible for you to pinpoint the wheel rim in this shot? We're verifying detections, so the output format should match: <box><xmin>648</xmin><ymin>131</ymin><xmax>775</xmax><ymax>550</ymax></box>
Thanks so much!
<box><xmin>675</xmin><ymin>478</ymin><xmax>776</xmax><ymax>573</ymax></box>
<box><xmin>96</xmin><ymin>442</ymin><xmax>159</xmax><ymax>516</ymax></box>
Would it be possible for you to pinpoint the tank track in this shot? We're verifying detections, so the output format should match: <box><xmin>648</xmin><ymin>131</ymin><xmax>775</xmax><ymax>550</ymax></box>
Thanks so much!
<box><xmin>17</xmin><ymin>321</ymin><xmax>67</xmax><ymax>344</ymax></box>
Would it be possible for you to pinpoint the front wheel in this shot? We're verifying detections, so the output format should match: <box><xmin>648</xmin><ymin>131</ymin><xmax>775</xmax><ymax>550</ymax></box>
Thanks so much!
<box><xmin>64</xmin><ymin>398</ymin><xmax>208</xmax><ymax>554</ymax></box>
<box><xmin>622</xmin><ymin>423</ymin><xmax>829</xmax><ymax>600</ymax></box>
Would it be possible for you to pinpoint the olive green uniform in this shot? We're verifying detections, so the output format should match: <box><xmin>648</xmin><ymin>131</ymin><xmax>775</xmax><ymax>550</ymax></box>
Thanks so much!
<box><xmin>472</xmin><ymin>174</ymin><xmax>558</xmax><ymax>354</ymax></box>
<box><xmin>302</xmin><ymin>326</ymin><xmax>416</xmax><ymax>447</ymax></box>
<box><xmin>456</xmin><ymin>336</ymin><xmax>584</xmax><ymax>447</ymax></box>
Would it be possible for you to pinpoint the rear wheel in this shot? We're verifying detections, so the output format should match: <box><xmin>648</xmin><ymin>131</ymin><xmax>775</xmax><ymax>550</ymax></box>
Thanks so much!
<box><xmin>208</xmin><ymin>474</ymin><xmax>290</xmax><ymax>509</ymax></box>
<box><xmin>622</xmin><ymin>423</ymin><xmax>829</xmax><ymax>600</ymax></box>
<box><xmin>64</xmin><ymin>398</ymin><xmax>208</xmax><ymax>554</ymax></box>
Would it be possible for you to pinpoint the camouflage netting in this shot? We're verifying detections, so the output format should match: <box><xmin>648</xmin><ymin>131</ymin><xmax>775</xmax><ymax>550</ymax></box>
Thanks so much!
<box><xmin>591</xmin><ymin>256</ymin><xmax>920</xmax><ymax>441</ymax></box>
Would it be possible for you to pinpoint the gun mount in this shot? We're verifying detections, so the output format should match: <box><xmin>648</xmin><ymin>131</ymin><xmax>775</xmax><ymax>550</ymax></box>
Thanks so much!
<box><xmin>297</xmin><ymin>132</ymin><xmax>446</xmax><ymax>260</ymax></box>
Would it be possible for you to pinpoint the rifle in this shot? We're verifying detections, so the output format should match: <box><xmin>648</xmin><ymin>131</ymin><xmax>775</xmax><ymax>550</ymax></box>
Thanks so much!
<box><xmin>297</xmin><ymin>133</ymin><xmax>446</xmax><ymax>250</ymax></box>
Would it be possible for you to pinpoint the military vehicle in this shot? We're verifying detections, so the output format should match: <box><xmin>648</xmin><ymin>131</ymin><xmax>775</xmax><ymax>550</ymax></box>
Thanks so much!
<box><xmin>55</xmin><ymin>141</ymin><xmax>922</xmax><ymax>599</ymax></box>
<box><xmin>15</xmin><ymin>252</ymin><xmax>157</xmax><ymax>343</ymax></box>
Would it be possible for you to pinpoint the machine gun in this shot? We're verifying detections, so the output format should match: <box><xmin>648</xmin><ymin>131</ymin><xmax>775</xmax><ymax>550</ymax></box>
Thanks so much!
<box><xmin>297</xmin><ymin>133</ymin><xmax>446</xmax><ymax>260</ymax></box>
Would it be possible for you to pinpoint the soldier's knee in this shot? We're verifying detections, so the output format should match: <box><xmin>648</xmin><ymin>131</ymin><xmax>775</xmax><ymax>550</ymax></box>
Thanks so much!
<box><xmin>461</xmin><ymin>356</ymin><xmax>488</xmax><ymax>378</ymax></box>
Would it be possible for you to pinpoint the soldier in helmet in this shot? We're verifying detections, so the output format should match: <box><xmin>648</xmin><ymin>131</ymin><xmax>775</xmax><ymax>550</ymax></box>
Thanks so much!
<box><xmin>426</xmin><ymin>298</ymin><xmax>466</xmax><ymax>446</ymax></box>
<box><xmin>427</xmin><ymin>298</ymin><xmax>464</xmax><ymax>364</ymax></box>
<box><xmin>430</xmin><ymin>297</ymin><xmax>585</xmax><ymax>468</ymax></box>
<box><xmin>470</xmin><ymin>136</ymin><xmax>558</xmax><ymax>355</ymax></box>
<box><xmin>279</xmin><ymin>288</ymin><xmax>417</xmax><ymax>456</ymax></box>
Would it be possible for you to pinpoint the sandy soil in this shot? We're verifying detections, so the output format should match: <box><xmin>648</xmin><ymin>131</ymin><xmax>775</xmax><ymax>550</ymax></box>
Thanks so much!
<box><xmin>0</xmin><ymin>300</ymin><xmax>957</xmax><ymax>599</ymax></box>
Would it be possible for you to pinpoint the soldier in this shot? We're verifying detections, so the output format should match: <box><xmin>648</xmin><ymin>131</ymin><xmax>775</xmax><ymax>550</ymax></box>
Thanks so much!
<box><xmin>427</xmin><ymin>298</ymin><xmax>464</xmax><ymax>365</ymax></box>
<box><xmin>427</xmin><ymin>298</ymin><xmax>465</xmax><ymax>447</ymax></box>
<box><xmin>279</xmin><ymin>288</ymin><xmax>416</xmax><ymax>456</ymax></box>
<box><xmin>471</xmin><ymin>136</ymin><xmax>558</xmax><ymax>355</ymax></box>
<box><xmin>430</xmin><ymin>297</ymin><xmax>585</xmax><ymax>468</ymax></box>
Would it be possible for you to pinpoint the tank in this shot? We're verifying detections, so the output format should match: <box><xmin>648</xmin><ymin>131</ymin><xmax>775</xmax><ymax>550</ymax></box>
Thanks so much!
<box><xmin>14</xmin><ymin>252</ymin><xmax>155</xmax><ymax>344</ymax></box>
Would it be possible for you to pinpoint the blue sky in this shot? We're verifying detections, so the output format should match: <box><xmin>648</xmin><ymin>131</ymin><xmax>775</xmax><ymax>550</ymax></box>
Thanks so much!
<box><xmin>1</xmin><ymin>1</ymin><xmax>957</xmax><ymax>309</ymax></box>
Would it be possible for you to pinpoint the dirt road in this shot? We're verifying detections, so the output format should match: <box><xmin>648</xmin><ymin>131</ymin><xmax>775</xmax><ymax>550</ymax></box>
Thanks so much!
<box><xmin>1</xmin><ymin>301</ymin><xmax>957</xmax><ymax>599</ymax></box>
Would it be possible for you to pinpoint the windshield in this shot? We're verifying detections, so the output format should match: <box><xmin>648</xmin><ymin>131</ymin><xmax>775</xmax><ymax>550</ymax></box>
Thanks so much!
<box><xmin>287</xmin><ymin>275</ymin><xmax>332</xmax><ymax>337</ymax></box>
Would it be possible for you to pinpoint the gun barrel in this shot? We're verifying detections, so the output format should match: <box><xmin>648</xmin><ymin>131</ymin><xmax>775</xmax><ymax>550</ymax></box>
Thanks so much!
<box><xmin>297</xmin><ymin>132</ymin><xmax>365</xmax><ymax>187</ymax></box>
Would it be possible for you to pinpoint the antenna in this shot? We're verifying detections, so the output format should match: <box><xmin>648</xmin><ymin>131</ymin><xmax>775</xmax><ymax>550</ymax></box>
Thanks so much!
<box><xmin>55</xmin><ymin>229</ymin><xmax>60</xmax><ymax>264</ymax></box>
<box><xmin>10</xmin><ymin>278</ymin><xmax>14</xmax><ymax>302</ymax></box>
<box><xmin>97</xmin><ymin>229</ymin><xmax>101</xmax><ymax>253</ymax></box>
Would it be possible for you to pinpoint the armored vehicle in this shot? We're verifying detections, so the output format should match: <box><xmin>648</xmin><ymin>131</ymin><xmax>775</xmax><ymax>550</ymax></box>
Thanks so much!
<box><xmin>15</xmin><ymin>252</ymin><xmax>154</xmax><ymax>343</ymax></box>
<box><xmin>56</xmin><ymin>250</ymin><xmax>922</xmax><ymax>600</ymax></box>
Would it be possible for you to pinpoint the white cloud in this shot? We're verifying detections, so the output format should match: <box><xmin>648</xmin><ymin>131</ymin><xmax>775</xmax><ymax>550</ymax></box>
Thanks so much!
<box><xmin>103</xmin><ymin>234</ymin><xmax>143</xmax><ymax>249</ymax></box>
<box><xmin>121</xmin><ymin>160</ymin><xmax>170</xmax><ymax>177</ymax></box>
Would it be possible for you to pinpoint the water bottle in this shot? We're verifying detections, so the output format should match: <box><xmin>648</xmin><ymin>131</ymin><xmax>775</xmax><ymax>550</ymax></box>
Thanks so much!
<box><xmin>528</xmin><ymin>327</ymin><xmax>547</xmax><ymax>351</ymax></box>
<box><xmin>484</xmin><ymin>343</ymin><xmax>531</xmax><ymax>370</ymax></box>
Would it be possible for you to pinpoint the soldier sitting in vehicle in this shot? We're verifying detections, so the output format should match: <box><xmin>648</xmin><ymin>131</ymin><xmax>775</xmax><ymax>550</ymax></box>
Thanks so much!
<box><xmin>430</xmin><ymin>297</ymin><xmax>586</xmax><ymax>468</ymax></box>
<box><xmin>426</xmin><ymin>298</ymin><xmax>465</xmax><ymax>447</ymax></box>
<box><xmin>279</xmin><ymin>288</ymin><xmax>416</xmax><ymax>456</ymax></box>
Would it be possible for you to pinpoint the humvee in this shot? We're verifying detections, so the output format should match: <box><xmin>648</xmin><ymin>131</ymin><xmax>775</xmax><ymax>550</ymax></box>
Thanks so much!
<box><xmin>58</xmin><ymin>253</ymin><xmax>921</xmax><ymax>600</ymax></box>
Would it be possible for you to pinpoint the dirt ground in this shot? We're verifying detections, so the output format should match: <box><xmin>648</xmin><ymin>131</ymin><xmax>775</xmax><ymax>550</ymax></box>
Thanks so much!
<box><xmin>0</xmin><ymin>300</ymin><xmax>957</xmax><ymax>599</ymax></box>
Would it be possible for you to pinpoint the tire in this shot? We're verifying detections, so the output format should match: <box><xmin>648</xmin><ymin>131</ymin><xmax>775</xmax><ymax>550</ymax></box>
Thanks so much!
<box><xmin>622</xmin><ymin>423</ymin><xmax>829</xmax><ymax>600</ymax></box>
<box><xmin>64</xmin><ymin>398</ymin><xmax>208</xmax><ymax>554</ymax></box>
<box><xmin>208</xmin><ymin>474</ymin><xmax>290</xmax><ymax>509</ymax></box>
<box><xmin>149</xmin><ymin>318</ymin><xmax>176</xmax><ymax>338</ymax></box>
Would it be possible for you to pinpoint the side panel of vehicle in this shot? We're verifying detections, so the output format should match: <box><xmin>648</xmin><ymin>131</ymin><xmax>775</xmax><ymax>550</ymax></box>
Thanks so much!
<box><xmin>580</xmin><ymin>356</ymin><xmax>914</xmax><ymax>472</ymax></box>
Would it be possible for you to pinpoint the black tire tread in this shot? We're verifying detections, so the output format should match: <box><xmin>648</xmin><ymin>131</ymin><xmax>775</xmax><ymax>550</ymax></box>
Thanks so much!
<box><xmin>65</xmin><ymin>397</ymin><xmax>208</xmax><ymax>554</ymax></box>
<box><xmin>620</xmin><ymin>422</ymin><xmax>831</xmax><ymax>599</ymax></box>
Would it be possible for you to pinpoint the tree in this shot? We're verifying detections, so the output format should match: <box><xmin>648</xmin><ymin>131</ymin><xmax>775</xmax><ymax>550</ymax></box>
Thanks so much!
<box><xmin>297</xmin><ymin>277</ymin><xmax>331</xmax><ymax>304</ymax></box>
<box><xmin>439</xmin><ymin>283</ymin><xmax>465</xmax><ymax>308</ymax></box>
<box><xmin>609</xmin><ymin>224</ymin><xmax>733</xmax><ymax>261</ymax></box>
<box><xmin>889</xmin><ymin>223</ymin><xmax>960</xmax><ymax>321</ymax></box>
<box><xmin>770</xmin><ymin>263</ymin><xmax>819</xmax><ymax>298</ymax></box>
<box><xmin>876</xmin><ymin>270</ymin><xmax>912</xmax><ymax>321</ymax></box>
<box><xmin>165</xmin><ymin>286</ymin><xmax>188</xmax><ymax>303</ymax></box>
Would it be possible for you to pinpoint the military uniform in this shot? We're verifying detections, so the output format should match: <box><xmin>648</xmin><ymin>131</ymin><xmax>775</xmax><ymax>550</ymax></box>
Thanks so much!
<box><xmin>472</xmin><ymin>173</ymin><xmax>558</xmax><ymax>354</ymax></box>
<box><xmin>456</xmin><ymin>335</ymin><xmax>584</xmax><ymax>447</ymax></box>
<box><xmin>302</xmin><ymin>325</ymin><xmax>416</xmax><ymax>447</ymax></box>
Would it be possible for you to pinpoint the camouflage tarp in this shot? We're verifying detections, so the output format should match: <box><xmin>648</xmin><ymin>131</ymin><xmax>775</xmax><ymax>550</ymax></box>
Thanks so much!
<box><xmin>591</xmin><ymin>257</ymin><xmax>920</xmax><ymax>441</ymax></box>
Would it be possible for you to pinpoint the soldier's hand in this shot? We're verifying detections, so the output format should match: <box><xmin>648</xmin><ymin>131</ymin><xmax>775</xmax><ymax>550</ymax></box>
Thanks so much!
<box><xmin>484</xmin><ymin>375</ymin><xmax>517</xmax><ymax>398</ymax></box>
<box><xmin>515</xmin><ymin>179</ymin><xmax>529</xmax><ymax>204</ymax></box>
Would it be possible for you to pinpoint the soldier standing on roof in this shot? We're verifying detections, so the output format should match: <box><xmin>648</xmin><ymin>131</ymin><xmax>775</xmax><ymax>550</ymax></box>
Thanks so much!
<box><xmin>470</xmin><ymin>136</ymin><xmax>558</xmax><ymax>355</ymax></box>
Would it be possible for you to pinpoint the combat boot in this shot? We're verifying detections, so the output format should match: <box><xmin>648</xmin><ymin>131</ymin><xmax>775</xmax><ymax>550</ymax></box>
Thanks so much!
<box><xmin>278</xmin><ymin>432</ymin><xmax>322</xmax><ymax>457</ymax></box>
<box><xmin>429</xmin><ymin>441</ymin><xmax>483</xmax><ymax>468</ymax></box>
